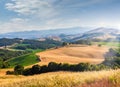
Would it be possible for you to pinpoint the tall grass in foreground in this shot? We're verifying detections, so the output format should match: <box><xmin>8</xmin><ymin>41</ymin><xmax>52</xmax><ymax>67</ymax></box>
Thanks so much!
<box><xmin>0</xmin><ymin>69</ymin><xmax>120</xmax><ymax>87</ymax></box>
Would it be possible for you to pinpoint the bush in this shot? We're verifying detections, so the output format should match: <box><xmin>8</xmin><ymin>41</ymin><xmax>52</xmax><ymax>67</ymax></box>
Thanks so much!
<box><xmin>14</xmin><ymin>65</ymin><xmax>24</xmax><ymax>75</ymax></box>
<box><xmin>98</xmin><ymin>44</ymin><xmax>102</xmax><ymax>47</ymax></box>
<box><xmin>6</xmin><ymin>71</ymin><xmax>14</xmax><ymax>75</ymax></box>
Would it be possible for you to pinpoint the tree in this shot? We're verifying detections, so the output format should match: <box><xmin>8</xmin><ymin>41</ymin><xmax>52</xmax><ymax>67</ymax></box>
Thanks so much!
<box><xmin>0</xmin><ymin>58</ymin><xmax>3</xmax><ymax>68</ymax></box>
<box><xmin>40</xmin><ymin>65</ymin><xmax>48</xmax><ymax>73</ymax></box>
<box><xmin>60</xmin><ymin>63</ymin><xmax>70</xmax><ymax>71</ymax></box>
<box><xmin>23</xmin><ymin>68</ymin><xmax>32</xmax><ymax>76</ymax></box>
<box><xmin>14</xmin><ymin>65</ymin><xmax>24</xmax><ymax>75</ymax></box>
<box><xmin>48</xmin><ymin>62</ymin><xmax>59</xmax><ymax>71</ymax></box>
<box><xmin>76</xmin><ymin>63</ymin><xmax>91</xmax><ymax>71</ymax></box>
<box><xmin>98</xmin><ymin>44</ymin><xmax>102</xmax><ymax>47</ymax></box>
<box><xmin>31</xmin><ymin>64</ymin><xmax>41</xmax><ymax>74</ymax></box>
<box><xmin>62</xmin><ymin>42</ymin><xmax>68</xmax><ymax>46</ymax></box>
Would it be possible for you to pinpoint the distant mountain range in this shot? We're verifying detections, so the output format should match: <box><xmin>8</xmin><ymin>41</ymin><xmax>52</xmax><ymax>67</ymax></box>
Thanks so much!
<box><xmin>0</xmin><ymin>27</ymin><xmax>120</xmax><ymax>41</ymax></box>
<box><xmin>70</xmin><ymin>27</ymin><xmax>120</xmax><ymax>41</ymax></box>
<box><xmin>0</xmin><ymin>27</ymin><xmax>91</xmax><ymax>39</ymax></box>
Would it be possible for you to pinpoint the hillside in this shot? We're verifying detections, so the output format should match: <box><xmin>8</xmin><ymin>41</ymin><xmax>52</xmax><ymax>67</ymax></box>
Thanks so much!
<box><xmin>0</xmin><ymin>69</ymin><xmax>119</xmax><ymax>87</ymax></box>
<box><xmin>0</xmin><ymin>27</ymin><xmax>120</xmax><ymax>42</ymax></box>
<box><xmin>71</xmin><ymin>27</ymin><xmax>120</xmax><ymax>41</ymax></box>
<box><xmin>36</xmin><ymin>45</ymin><xmax>109</xmax><ymax>65</ymax></box>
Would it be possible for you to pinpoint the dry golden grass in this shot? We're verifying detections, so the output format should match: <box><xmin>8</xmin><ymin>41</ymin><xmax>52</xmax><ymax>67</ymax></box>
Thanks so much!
<box><xmin>0</xmin><ymin>69</ymin><xmax>13</xmax><ymax>76</ymax></box>
<box><xmin>36</xmin><ymin>45</ymin><xmax>109</xmax><ymax>65</ymax></box>
<box><xmin>0</xmin><ymin>69</ymin><xmax>119</xmax><ymax>87</ymax></box>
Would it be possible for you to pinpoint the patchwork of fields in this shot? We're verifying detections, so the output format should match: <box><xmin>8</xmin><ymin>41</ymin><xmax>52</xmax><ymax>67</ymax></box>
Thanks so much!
<box><xmin>0</xmin><ymin>44</ymin><xmax>119</xmax><ymax>87</ymax></box>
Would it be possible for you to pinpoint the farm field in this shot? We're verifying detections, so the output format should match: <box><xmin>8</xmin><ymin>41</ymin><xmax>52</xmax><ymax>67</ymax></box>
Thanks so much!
<box><xmin>6</xmin><ymin>49</ymin><xmax>43</xmax><ymax>67</ymax></box>
<box><xmin>36</xmin><ymin>45</ymin><xmax>109</xmax><ymax>65</ymax></box>
<box><xmin>0</xmin><ymin>69</ymin><xmax>119</xmax><ymax>87</ymax></box>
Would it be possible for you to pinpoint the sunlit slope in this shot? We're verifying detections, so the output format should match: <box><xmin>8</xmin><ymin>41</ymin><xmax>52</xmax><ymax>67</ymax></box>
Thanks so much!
<box><xmin>36</xmin><ymin>45</ymin><xmax>109</xmax><ymax>64</ymax></box>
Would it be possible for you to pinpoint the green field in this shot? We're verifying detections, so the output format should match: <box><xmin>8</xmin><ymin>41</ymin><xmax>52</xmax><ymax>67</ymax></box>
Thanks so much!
<box><xmin>6</xmin><ymin>49</ymin><xmax>43</xmax><ymax>67</ymax></box>
<box><xmin>94</xmin><ymin>42</ymin><xmax>120</xmax><ymax>47</ymax></box>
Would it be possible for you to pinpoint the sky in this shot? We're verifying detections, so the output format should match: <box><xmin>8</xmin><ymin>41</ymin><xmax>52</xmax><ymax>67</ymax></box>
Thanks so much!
<box><xmin>0</xmin><ymin>0</ymin><xmax>120</xmax><ymax>33</ymax></box>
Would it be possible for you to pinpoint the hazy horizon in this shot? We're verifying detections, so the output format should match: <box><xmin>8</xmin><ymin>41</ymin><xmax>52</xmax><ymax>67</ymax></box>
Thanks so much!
<box><xmin>0</xmin><ymin>0</ymin><xmax>120</xmax><ymax>33</ymax></box>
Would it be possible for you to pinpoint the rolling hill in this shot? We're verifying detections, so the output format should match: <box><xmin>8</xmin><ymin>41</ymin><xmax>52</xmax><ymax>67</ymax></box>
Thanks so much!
<box><xmin>36</xmin><ymin>45</ymin><xmax>109</xmax><ymax>65</ymax></box>
<box><xmin>71</xmin><ymin>27</ymin><xmax>120</xmax><ymax>41</ymax></box>
<box><xmin>0</xmin><ymin>27</ymin><xmax>119</xmax><ymax>42</ymax></box>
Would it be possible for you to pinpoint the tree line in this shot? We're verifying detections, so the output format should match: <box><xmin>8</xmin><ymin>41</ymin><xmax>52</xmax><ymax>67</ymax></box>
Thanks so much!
<box><xmin>6</xmin><ymin>62</ymin><xmax>110</xmax><ymax>76</ymax></box>
<box><xmin>14</xmin><ymin>39</ymin><xmax>62</xmax><ymax>50</ymax></box>
<box><xmin>0</xmin><ymin>38</ymin><xmax>22</xmax><ymax>47</ymax></box>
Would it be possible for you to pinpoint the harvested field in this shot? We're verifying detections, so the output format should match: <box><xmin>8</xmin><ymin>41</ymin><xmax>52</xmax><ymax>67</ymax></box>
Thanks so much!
<box><xmin>36</xmin><ymin>45</ymin><xmax>109</xmax><ymax>65</ymax></box>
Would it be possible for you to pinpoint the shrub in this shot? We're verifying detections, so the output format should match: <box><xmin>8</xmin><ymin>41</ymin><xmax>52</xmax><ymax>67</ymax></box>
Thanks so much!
<box><xmin>98</xmin><ymin>44</ymin><xmax>102</xmax><ymax>47</ymax></box>
<box><xmin>6</xmin><ymin>71</ymin><xmax>14</xmax><ymax>75</ymax></box>
<box><xmin>14</xmin><ymin>65</ymin><xmax>24</xmax><ymax>75</ymax></box>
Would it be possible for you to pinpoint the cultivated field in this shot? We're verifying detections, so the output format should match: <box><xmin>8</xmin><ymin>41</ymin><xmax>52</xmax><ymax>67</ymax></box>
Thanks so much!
<box><xmin>36</xmin><ymin>45</ymin><xmax>109</xmax><ymax>65</ymax></box>
<box><xmin>0</xmin><ymin>69</ymin><xmax>119</xmax><ymax>87</ymax></box>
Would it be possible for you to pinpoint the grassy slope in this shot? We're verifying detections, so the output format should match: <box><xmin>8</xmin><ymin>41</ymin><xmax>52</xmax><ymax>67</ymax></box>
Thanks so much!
<box><xmin>6</xmin><ymin>49</ymin><xmax>43</xmax><ymax>67</ymax></box>
<box><xmin>0</xmin><ymin>69</ymin><xmax>119</xmax><ymax>87</ymax></box>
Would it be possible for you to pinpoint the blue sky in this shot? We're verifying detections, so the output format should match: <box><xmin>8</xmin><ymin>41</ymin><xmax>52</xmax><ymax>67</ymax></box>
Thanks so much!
<box><xmin>0</xmin><ymin>0</ymin><xmax>120</xmax><ymax>33</ymax></box>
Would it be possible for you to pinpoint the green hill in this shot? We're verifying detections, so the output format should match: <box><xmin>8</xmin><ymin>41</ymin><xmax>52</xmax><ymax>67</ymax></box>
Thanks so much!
<box><xmin>6</xmin><ymin>49</ymin><xmax>43</xmax><ymax>67</ymax></box>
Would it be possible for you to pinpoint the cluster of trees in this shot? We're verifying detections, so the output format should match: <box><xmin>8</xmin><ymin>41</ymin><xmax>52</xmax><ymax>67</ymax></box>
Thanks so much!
<box><xmin>6</xmin><ymin>62</ymin><xmax>109</xmax><ymax>76</ymax></box>
<box><xmin>72</xmin><ymin>39</ymin><xmax>92</xmax><ymax>45</ymax></box>
<box><xmin>0</xmin><ymin>58</ymin><xmax>9</xmax><ymax>68</ymax></box>
<box><xmin>103</xmin><ymin>48</ymin><xmax>120</xmax><ymax>68</ymax></box>
<box><xmin>0</xmin><ymin>49</ymin><xmax>30</xmax><ymax>69</ymax></box>
<box><xmin>14</xmin><ymin>39</ymin><xmax>62</xmax><ymax>50</ymax></box>
<box><xmin>0</xmin><ymin>38</ymin><xmax>62</xmax><ymax>50</ymax></box>
<box><xmin>0</xmin><ymin>49</ymin><xmax>29</xmax><ymax>61</ymax></box>
<box><xmin>0</xmin><ymin>38</ymin><xmax>22</xmax><ymax>47</ymax></box>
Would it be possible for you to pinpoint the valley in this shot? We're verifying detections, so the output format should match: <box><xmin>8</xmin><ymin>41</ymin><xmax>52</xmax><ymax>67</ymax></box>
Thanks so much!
<box><xmin>0</xmin><ymin>28</ymin><xmax>120</xmax><ymax>87</ymax></box>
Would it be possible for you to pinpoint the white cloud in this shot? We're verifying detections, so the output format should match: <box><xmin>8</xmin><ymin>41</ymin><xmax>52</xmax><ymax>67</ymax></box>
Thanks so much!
<box><xmin>1</xmin><ymin>17</ymin><xmax>120</xmax><ymax>34</ymax></box>
<box><xmin>5</xmin><ymin>0</ymin><xmax>57</xmax><ymax>19</ymax></box>
<box><xmin>5</xmin><ymin>0</ymin><xmax>105</xmax><ymax>18</ymax></box>
<box><xmin>10</xmin><ymin>18</ymin><xmax>28</xmax><ymax>23</ymax></box>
